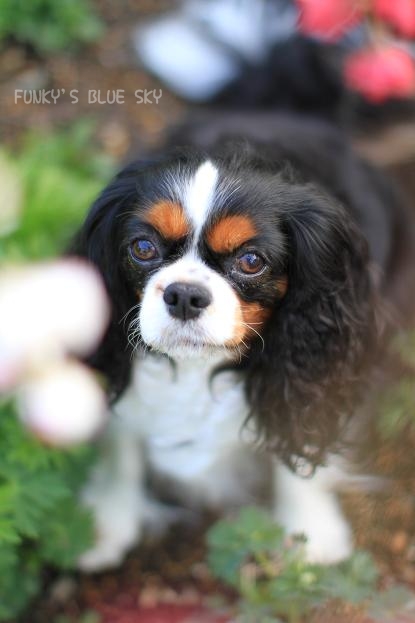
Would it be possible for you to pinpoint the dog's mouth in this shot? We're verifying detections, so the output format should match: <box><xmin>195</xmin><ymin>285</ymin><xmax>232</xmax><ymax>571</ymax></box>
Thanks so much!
<box><xmin>145</xmin><ymin>329</ymin><xmax>233</xmax><ymax>359</ymax></box>
<box><xmin>151</xmin><ymin>339</ymin><xmax>223</xmax><ymax>356</ymax></box>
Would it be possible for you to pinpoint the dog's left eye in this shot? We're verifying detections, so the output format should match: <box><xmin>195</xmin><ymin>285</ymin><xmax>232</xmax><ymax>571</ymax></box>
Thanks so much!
<box><xmin>130</xmin><ymin>239</ymin><xmax>159</xmax><ymax>262</ymax></box>
<box><xmin>236</xmin><ymin>252</ymin><xmax>265</xmax><ymax>275</ymax></box>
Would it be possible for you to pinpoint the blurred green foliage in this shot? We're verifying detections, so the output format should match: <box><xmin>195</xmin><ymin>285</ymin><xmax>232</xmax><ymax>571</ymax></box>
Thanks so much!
<box><xmin>0</xmin><ymin>401</ymin><xmax>96</xmax><ymax>620</ymax></box>
<box><xmin>377</xmin><ymin>332</ymin><xmax>415</xmax><ymax>438</ymax></box>
<box><xmin>0</xmin><ymin>122</ymin><xmax>114</xmax><ymax>620</ymax></box>
<box><xmin>0</xmin><ymin>0</ymin><xmax>104</xmax><ymax>53</ymax></box>
<box><xmin>207</xmin><ymin>507</ymin><xmax>414</xmax><ymax>623</ymax></box>
<box><xmin>0</xmin><ymin>120</ymin><xmax>113</xmax><ymax>262</ymax></box>
<box><xmin>378</xmin><ymin>378</ymin><xmax>415</xmax><ymax>438</ymax></box>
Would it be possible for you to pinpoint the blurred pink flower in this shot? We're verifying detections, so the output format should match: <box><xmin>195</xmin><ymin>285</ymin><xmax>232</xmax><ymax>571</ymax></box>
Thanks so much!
<box><xmin>344</xmin><ymin>46</ymin><xmax>415</xmax><ymax>102</ymax></box>
<box><xmin>0</xmin><ymin>260</ymin><xmax>109</xmax><ymax>390</ymax></box>
<box><xmin>19</xmin><ymin>361</ymin><xmax>107</xmax><ymax>446</ymax></box>
<box><xmin>297</xmin><ymin>0</ymin><xmax>362</xmax><ymax>40</ymax></box>
<box><xmin>0</xmin><ymin>260</ymin><xmax>110</xmax><ymax>445</ymax></box>
<box><xmin>374</xmin><ymin>0</ymin><xmax>415</xmax><ymax>39</ymax></box>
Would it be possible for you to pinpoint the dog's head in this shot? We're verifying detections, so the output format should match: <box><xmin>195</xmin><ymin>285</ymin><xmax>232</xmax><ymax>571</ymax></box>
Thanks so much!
<box><xmin>73</xmin><ymin>141</ymin><xmax>377</xmax><ymax>468</ymax></box>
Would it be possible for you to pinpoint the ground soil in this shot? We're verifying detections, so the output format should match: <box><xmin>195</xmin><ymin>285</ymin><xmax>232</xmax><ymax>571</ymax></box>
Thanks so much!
<box><xmin>3</xmin><ymin>1</ymin><xmax>415</xmax><ymax>621</ymax></box>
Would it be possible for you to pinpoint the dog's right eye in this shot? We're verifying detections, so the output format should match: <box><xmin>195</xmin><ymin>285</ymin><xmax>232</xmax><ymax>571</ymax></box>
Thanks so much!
<box><xmin>130</xmin><ymin>239</ymin><xmax>159</xmax><ymax>262</ymax></box>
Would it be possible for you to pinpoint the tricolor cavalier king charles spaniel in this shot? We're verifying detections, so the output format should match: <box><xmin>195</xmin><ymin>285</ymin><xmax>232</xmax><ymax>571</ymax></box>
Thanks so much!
<box><xmin>73</xmin><ymin>114</ymin><xmax>415</xmax><ymax>571</ymax></box>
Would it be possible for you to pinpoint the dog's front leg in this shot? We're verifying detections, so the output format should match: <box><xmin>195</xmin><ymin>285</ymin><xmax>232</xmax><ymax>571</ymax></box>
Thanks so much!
<box><xmin>78</xmin><ymin>423</ymin><xmax>145</xmax><ymax>571</ymax></box>
<box><xmin>272</xmin><ymin>458</ymin><xmax>353</xmax><ymax>564</ymax></box>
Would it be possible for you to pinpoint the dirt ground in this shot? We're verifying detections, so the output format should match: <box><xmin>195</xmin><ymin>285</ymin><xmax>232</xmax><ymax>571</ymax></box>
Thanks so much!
<box><xmin>3</xmin><ymin>1</ymin><xmax>415</xmax><ymax>621</ymax></box>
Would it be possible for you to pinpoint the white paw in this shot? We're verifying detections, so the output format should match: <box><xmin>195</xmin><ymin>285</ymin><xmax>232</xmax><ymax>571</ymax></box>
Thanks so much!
<box><xmin>79</xmin><ymin>487</ymin><xmax>143</xmax><ymax>572</ymax></box>
<box><xmin>297</xmin><ymin>516</ymin><xmax>353</xmax><ymax>565</ymax></box>
<box><xmin>78</xmin><ymin>540</ymin><xmax>134</xmax><ymax>572</ymax></box>
<box><xmin>274</xmin><ymin>460</ymin><xmax>354</xmax><ymax>565</ymax></box>
<box><xmin>276</xmin><ymin>509</ymin><xmax>353</xmax><ymax>565</ymax></box>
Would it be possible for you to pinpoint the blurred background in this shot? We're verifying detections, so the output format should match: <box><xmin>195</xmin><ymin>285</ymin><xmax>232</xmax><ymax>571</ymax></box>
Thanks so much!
<box><xmin>2</xmin><ymin>1</ymin><xmax>415</xmax><ymax>622</ymax></box>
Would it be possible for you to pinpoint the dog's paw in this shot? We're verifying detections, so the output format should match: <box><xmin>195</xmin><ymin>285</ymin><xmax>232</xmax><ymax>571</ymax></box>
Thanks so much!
<box><xmin>297</xmin><ymin>515</ymin><xmax>353</xmax><ymax>565</ymax></box>
<box><xmin>78</xmin><ymin>513</ymin><xmax>142</xmax><ymax>572</ymax></box>
<box><xmin>276</xmin><ymin>508</ymin><xmax>353</xmax><ymax>565</ymax></box>
<box><xmin>274</xmin><ymin>460</ymin><xmax>354</xmax><ymax>565</ymax></box>
<box><xmin>79</xmin><ymin>486</ymin><xmax>143</xmax><ymax>572</ymax></box>
<box><xmin>78</xmin><ymin>539</ymin><xmax>132</xmax><ymax>572</ymax></box>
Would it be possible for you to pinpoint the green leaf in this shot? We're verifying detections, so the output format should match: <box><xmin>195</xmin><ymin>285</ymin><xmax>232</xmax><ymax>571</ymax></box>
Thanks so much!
<box><xmin>322</xmin><ymin>551</ymin><xmax>378</xmax><ymax>604</ymax></box>
<box><xmin>0</xmin><ymin>545</ymin><xmax>41</xmax><ymax>620</ymax></box>
<box><xmin>38</xmin><ymin>498</ymin><xmax>94</xmax><ymax>568</ymax></box>
<box><xmin>12</xmin><ymin>473</ymin><xmax>69</xmax><ymax>538</ymax></box>
<box><xmin>207</xmin><ymin>507</ymin><xmax>285</xmax><ymax>585</ymax></box>
<box><xmin>207</xmin><ymin>511</ymin><xmax>383</xmax><ymax>623</ymax></box>
<box><xmin>377</xmin><ymin>379</ymin><xmax>415</xmax><ymax>439</ymax></box>
<box><xmin>0</xmin><ymin>0</ymin><xmax>104</xmax><ymax>54</ymax></box>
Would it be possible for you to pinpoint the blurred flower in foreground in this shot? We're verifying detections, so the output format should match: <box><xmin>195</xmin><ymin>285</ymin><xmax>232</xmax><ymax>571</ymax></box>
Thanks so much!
<box><xmin>0</xmin><ymin>151</ymin><xmax>22</xmax><ymax>236</ymax></box>
<box><xmin>374</xmin><ymin>0</ymin><xmax>415</xmax><ymax>39</ymax></box>
<box><xmin>19</xmin><ymin>361</ymin><xmax>107</xmax><ymax>446</ymax></box>
<box><xmin>0</xmin><ymin>260</ymin><xmax>110</xmax><ymax>446</ymax></box>
<box><xmin>344</xmin><ymin>47</ymin><xmax>415</xmax><ymax>103</ymax></box>
<box><xmin>297</xmin><ymin>0</ymin><xmax>361</xmax><ymax>41</ymax></box>
<box><xmin>295</xmin><ymin>0</ymin><xmax>415</xmax><ymax>102</ymax></box>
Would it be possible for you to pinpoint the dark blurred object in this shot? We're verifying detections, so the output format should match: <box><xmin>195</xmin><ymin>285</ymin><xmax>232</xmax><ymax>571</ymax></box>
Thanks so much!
<box><xmin>134</xmin><ymin>0</ymin><xmax>298</xmax><ymax>101</ymax></box>
<box><xmin>215</xmin><ymin>36</ymin><xmax>343</xmax><ymax>117</ymax></box>
<box><xmin>133</xmin><ymin>0</ymin><xmax>415</xmax><ymax>124</ymax></box>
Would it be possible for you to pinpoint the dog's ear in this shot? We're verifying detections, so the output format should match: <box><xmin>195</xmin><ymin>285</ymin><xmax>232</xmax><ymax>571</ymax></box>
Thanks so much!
<box><xmin>71</xmin><ymin>163</ymin><xmax>141</xmax><ymax>286</ymax></box>
<box><xmin>245</xmin><ymin>186</ymin><xmax>378</xmax><ymax>471</ymax></box>
<box><xmin>69</xmin><ymin>163</ymin><xmax>143</xmax><ymax>400</ymax></box>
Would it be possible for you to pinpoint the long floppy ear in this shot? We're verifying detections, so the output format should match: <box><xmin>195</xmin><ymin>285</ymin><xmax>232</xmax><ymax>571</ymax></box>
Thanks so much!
<box><xmin>69</xmin><ymin>163</ymin><xmax>143</xmax><ymax>401</ymax></box>
<box><xmin>245</xmin><ymin>186</ymin><xmax>378</xmax><ymax>471</ymax></box>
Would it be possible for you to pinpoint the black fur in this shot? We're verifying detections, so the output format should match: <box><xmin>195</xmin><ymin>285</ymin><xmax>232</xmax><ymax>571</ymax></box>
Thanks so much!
<box><xmin>71</xmin><ymin>114</ymin><xmax>414</xmax><ymax>470</ymax></box>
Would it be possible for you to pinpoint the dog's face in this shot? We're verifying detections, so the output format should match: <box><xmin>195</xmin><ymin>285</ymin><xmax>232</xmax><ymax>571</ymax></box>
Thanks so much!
<box><xmin>122</xmin><ymin>159</ymin><xmax>288</xmax><ymax>358</ymax></box>
<box><xmin>75</xmin><ymin>140</ymin><xmax>376</xmax><ymax>468</ymax></box>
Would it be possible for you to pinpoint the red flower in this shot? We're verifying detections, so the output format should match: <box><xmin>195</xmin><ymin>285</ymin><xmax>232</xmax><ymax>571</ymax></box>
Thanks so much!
<box><xmin>374</xmin><ymin>0</ymin><xmax>415</xmax><ymax>39</ymax></box>
<box><xmin>344</xmin><ymin>46</ymin><xmax>415</xmax><ymax>102</ymax></box>
<box><xmin>297</xmin><ymin>0</ymin><xmax>362</xmax><ymax>41</ymax></box>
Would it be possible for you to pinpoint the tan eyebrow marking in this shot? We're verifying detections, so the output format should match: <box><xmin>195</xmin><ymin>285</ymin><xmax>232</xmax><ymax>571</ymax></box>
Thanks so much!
<box><xmin>207</xmin><ymin>215</ymin><xmax>257</xmax><ymax>254</ymax></box>
<box><xmin>145</xmin><ymin>200</ymin><xmax>190</xmax><ymax>240</ymax></box>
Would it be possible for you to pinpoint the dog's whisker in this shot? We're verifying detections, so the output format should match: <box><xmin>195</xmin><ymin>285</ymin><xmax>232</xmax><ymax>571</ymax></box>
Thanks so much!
<box><xmin>120</xmin><ymin>302</ymin><xmax>141</xmax><ymax>330</ymax></box>
<box><xmin>238</xmin><ymin>321</ymin><xmax>265</xmax><ymax>352</ymax></box>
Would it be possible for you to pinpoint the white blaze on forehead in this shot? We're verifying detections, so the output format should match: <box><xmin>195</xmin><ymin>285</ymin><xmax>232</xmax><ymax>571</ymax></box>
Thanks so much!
<box><xmin>183</xmin><ymin>160</ymin><xmax>218</xmax><ymax>239</ymax></box>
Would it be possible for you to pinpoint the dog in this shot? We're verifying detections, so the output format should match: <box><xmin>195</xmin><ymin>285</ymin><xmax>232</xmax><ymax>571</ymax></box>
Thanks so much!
<box><xmin>72</xmin><ymin>113</ymin><xmax>415</xmax><ymax>571</ymax></box>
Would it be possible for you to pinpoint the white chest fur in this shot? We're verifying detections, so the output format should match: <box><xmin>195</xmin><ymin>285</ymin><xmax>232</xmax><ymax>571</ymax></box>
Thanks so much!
<box><xmin>114</xmin><ymin>354</ymin><xmax>251</xmax><ymax>486</ymax></box>
<box><xmin>81</xmin><ymin>354</ymin><xmax>355</xmax><ymax>571</ymax></box>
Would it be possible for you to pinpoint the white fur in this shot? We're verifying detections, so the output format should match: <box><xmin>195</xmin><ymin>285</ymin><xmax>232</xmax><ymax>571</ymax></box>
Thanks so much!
<box><xmin>273</xmin><ymin>461</ymin><xmax>353</xmax><ymax>564</ymax></box>
<box><xmin>80</xmin><ymin>353</ymin><xmax>355</xmax><ymax>571</ymax></box>
<box><xmin>135</xmin><ymin>16</ymin><xmax>239</xmax><ymax>101</ymax></box>
<box><xmin>183</xmin><ymin>160</ymin><xmax>218</xmax><ymax>240</ymax></box>
<box><xmin>116</xmin><ymin>354</ymin><xmax>253</xmax><ymax>500</ymax></box>
<box><xmin>79</xmin><ymin>426</ymin><xmax>146</xmax><ymax>570</ymax></box>
<box><xmin>138</xmin><ymin>254</ymin><xmax>241</xmax><ymax>359</ymax></box>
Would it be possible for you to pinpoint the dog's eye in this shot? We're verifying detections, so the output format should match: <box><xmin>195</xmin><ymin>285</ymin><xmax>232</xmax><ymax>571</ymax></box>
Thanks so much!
<box><xmin>236</xmin><ymin>252</ymin><xmax>265</xmax><ymax>275</ymax></box>
<box><xmin>130</xmin><ymin>239</ymin><xmax>159</xmax><ymax>262</ymax></box>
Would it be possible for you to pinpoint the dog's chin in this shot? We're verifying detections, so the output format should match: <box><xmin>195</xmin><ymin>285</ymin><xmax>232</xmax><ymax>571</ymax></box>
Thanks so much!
<box><xmin>146</xmin><ymin>339</ymin><xmax>232</xmax><ymax>361</ymax></box>
<box><xmin>139</xmin><ymin>318</ymin><xmax>242</xmax><ymax>361</ymax></box>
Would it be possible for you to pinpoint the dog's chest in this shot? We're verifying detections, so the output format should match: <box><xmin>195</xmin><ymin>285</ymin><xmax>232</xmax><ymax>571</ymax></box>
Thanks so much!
<box><xmin>115</xmin><ymin>354</ymin><xmax>250</xmax><ymax>481</ymax></box>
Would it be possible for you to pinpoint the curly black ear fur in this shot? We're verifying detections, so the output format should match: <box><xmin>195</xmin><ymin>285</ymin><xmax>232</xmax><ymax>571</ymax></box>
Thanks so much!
<box><xmin>69</xmin><ymin>163</ymin><xmax>143</xmax><ymax>401</ymax></box>
<box><xmin>245</xmin><ymin>186</ymin><xmax>378</xmax><ymax>471</ymax></box>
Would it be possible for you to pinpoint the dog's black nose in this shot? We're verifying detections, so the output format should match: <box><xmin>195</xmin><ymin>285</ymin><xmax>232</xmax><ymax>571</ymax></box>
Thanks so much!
<box><xmin>163</xmin><ymin>282</ymin><xmax>212</xmax><ymax>321</ymax></box>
